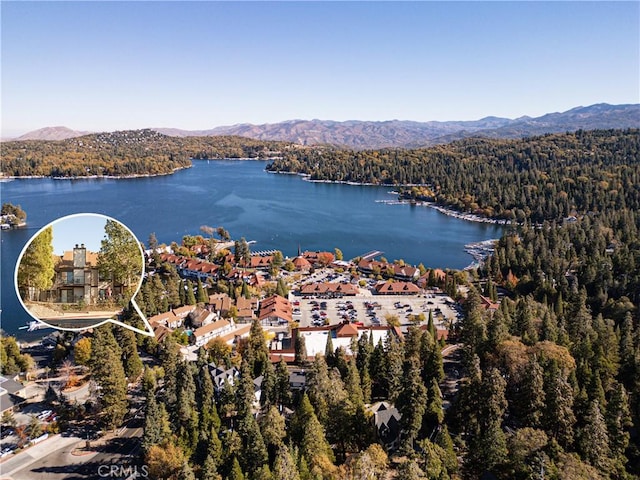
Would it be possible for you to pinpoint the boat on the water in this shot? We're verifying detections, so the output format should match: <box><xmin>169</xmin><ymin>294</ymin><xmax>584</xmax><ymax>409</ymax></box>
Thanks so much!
<box><xmin>18</xmin><ymin>320</ymin><xmax>50</xmax><ymax>332</ymax></box>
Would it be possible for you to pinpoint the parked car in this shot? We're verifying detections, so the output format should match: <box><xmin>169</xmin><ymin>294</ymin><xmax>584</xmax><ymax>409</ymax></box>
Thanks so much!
<box><xmin>37</xmin><ymin>410</ymin><xmax>53</xmax><ymax>420</ymax></box>
<box><xmin>1</xmin><ymin>447</ymin><xmax>14</xmax><ymax>457</ymax></box>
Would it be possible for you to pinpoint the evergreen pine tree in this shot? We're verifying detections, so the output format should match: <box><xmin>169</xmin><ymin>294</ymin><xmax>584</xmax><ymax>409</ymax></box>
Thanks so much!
<box><xmin>179</xmin><ymin>279</ymin><xmax>186</xmax><ymax>305</ymax></box>
<box><xmin>197</xmin><ymin>278</ymin><xmax>208</xmax><ymax>303</ymax></box>
<box><xmin>259</xmin><ymin>405</ymin><xmax>286</xmax><ymax>460</ymax></box>
<box><xmin>90</xmin><ymin>325</ymin><xmax>128</xmax><ymax>430</ymax></box>
<box><xmin>275</xmin><ymin>357</ymin><xmax>292</xmax><ymax>408</ymax></box>
<box><xmin>239</xmin><ymin>413</ymin><xmax>268</xmax><ymax>476</ymax></box>
<box><xmin>175</xmin><ymin>361</ymin><xmax>199</xmax><ymax>455</ymax></box>
<box><xmin>465</xmin><ymin>368</ymin><xmax>508</xmax><ymax>476</ymax></box>
<box><xmin>383</xmin><ymin>334</ymin><xmax>403</xmax><ymax>403</ymax></box>
<box><xmin>345</xmin><ymin>357</ymin><xmax>364</xmax><ymax>408</ymax></box>
<box><xmin>578</xmin><ymin>400</ymin><xmax>611</xmax><ymax>473</ymax></box>
<box><xmin>605</xmin><ymin>381</ymin><xmax>632</xmax><ymax>459</ymax></box>
<box><xmin>397</xmin><ymin>356</ymin><xmax>427</xmax><ymax>454</ymax></box>
<box><xmin>114</xmin><ymin>326</ymin><xmax>143</xmax><ymax>381</ymax></box>
<box><xmin>248</xmin><ymin>318</ymin><xmax>269</xmax><ymax>377</ymax></box>
<box><xmin>177</xmin><ymin>461</ymin><xmax>196</xmax><ymax>480</ymax></box>
<box><xmin>260</xmin><ymin>359</ymin><xmax>276</xmax><ymax>410</ymax></box>
<box><xmin>294</xmin><ymin>330</ymin><xmax>308</xmax><ymax>365</ymax></box>
<box><xmin>324</xmin><ymin>333</ymin><xmax>335</xmax><ymax>365</ymax></box>
<box><xmin>273</xmin><ymin>445</ymin><xmax>301</xmax><ymax>480</ymax></box>
<box><xmin>142</xmin><ymin>394</ymin><xmax>171</xmax><ymax>453</ymax></box>
<box><xmin>543</xmin><ymin>361</ymin><xmax>576</xmax><ymax>448</ymax></box>
<box><xmin>228</xmin><ymin>457</ymin><xmax>245</xmax><ymax>480</ymax></box>
<box><xmin>236</xmin><ymin>360</ymin><xmax>256</xmax><ymax>419</ymax></box>
<box><xmin>293</xmin><ymin>394</ymin><xmax>335</xmax><ymax>473</ymax></box>
<box><xmin>518</xmin><ymin>356</ymin><xmax>545</xmax><ymax>427</ymax></box>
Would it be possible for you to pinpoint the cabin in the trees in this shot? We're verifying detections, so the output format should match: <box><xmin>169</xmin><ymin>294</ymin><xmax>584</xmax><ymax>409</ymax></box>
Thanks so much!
<box><xmin>368</xmin><ymin>401</ymin><xmax>402</xmax><ymax>451</ymax></box>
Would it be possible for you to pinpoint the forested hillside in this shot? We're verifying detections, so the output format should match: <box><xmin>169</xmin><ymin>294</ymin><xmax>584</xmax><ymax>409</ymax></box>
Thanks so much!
<box><xmin>262</xmin><ymin>128</ymin><xmax>640</xmax><ymax>478</ymax></box>
<box><xmin>0</xmin><ymin>130</ymin><xmax>295</xmax><ymax>177</ymax></box>
<box><xmin>267</xmin><ymin>129</ymin><xmax>640</xmax><ymax>223</ymax></box>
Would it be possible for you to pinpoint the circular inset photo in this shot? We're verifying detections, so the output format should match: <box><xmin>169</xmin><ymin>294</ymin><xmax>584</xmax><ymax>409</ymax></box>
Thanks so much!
<box><xmin>15</xmin><ymin>213</ymin><xmax>144</xmax><ymax>331</ymax></box>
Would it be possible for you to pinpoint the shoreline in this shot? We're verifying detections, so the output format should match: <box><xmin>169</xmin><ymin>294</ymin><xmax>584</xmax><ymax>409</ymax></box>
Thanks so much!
<box><xmin>265</xmin><ymin>169</ymin><xmax>510</xmax><ymax>225</ymax></box>
<box><xmin>2</xmin><ymin>164</ymin><xmax>192</xmax><ymax>180</ymax></box>
<box><xmin>427</xmin><ymin>204</ymin><xmax>511</xmax><ymax>225</ymax></box>
<box><xmin>265</xmin><ymin>169</ymin><xmax>430</xmax><ymax>187</ymax></box>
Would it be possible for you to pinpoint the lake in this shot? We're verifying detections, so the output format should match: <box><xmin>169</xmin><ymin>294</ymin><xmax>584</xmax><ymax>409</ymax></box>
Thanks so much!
<box><xmin>1</xmin><ymin>160</ymin><xmax>503</xmax><ymax>339</ymax></box>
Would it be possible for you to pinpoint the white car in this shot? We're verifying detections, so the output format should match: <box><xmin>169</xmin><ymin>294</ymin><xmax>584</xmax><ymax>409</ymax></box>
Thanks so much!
<box><xmin>37</xmin><ymin>410</ymin><xmax>53</xmax><ymax>420</ymax></box>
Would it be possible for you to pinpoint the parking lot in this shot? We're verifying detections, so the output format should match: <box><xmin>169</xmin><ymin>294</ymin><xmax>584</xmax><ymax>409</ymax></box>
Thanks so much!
<box><xmin>0</xmin><ymin>402</ymin><xmax>57</xmax><ymax>458</ymax></box>
<box><xmin>292</xmin><ymin>290</ymin><xmax>461</xmax><ymax>331</ymax></box>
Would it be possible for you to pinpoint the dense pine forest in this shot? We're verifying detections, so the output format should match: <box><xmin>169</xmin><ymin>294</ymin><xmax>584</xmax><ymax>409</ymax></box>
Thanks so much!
<box><xmin>267</xmin><ymin>129</ymin><xmax>639</xmax><ymax>223</ymax></box>
<box><xmin>0</xmin><ymin>130</ymin><xmax>295</xmax><ymax>177</ymax></box>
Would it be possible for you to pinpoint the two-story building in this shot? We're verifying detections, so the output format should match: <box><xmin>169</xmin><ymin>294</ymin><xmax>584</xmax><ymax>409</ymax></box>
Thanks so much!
<box><xmin>45</xmin><ymin>244</ymin><xmax>117</xmax><ymax>304</ymax></box>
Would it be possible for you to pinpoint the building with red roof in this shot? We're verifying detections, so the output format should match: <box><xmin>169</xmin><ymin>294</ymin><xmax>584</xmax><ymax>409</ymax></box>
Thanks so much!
<box><xmin>374</xmin><ymin>281</ymin><xmax>421</xmax><ymax>295</ymax></box>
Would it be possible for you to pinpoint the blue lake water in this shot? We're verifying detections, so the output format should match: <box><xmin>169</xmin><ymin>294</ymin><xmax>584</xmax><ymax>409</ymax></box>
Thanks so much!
<box><xmin>1</xmin><ymin>160</ymin><xmax>503</xmax><ymax>339</ymax></box>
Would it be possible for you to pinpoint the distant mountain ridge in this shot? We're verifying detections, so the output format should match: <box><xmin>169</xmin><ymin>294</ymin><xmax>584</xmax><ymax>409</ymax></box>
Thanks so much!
<box><xmin>15</xmin><ymin>126</ymin><xmax>92</xmax><ymax>141</ymax></box>
<box><xmin>13</xmin><ymin>103</ymin><xmax>640</xmax><ymax>149</ymax></box>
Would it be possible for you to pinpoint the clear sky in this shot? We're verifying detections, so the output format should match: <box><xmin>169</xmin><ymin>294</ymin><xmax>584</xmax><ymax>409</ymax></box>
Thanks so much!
<box><xmin>50</xmin><ymin>214</ymin><xmax>109</xmax><ymax>255</ymax></box>
<box><xmin>1</xmin><ymin>1</ymin><xmax>638</xmax><ymax>137</ymax></box>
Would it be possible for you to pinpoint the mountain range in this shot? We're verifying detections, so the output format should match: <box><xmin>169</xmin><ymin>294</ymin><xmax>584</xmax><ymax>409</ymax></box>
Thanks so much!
<box><xmin>14</xmin><ymin>103</ymin><xmax>640</xmax><ymax>149</ymax></box>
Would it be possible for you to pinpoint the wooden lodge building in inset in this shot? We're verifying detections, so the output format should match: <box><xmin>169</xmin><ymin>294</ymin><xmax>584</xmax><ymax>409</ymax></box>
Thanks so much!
<box><xmin>43</xmin><ymin>244</ymin><xmax>124</xmax><ymax>305</ymax></box>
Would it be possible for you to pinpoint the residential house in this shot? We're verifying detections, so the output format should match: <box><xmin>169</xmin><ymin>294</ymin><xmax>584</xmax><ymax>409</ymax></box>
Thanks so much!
<box><xmin>217</xmin><ymin>323</ymin><xmax>252</xmax><ymax>346</ymax></box>
<box><xmin>46</xmin><ymin>245</ymin><xmax>117</xmax><ymax>304</ymax></box>
<box><xmin>182</xmin><ymin>258</ymin><xmax>219</xmax><ymax>281</ymax></box>
<box><xmin>289</xmin><ymin>370</ymin><xmax>307</xmax><ymax>390</ymax></box>
<box><xmin>479</xmin><ymin>295</ymin><xmax>500</xmax><ymax>312</ymax></box>
<box><xmin>248</xmin><ymin>271</ymin><xmax>266</xmax><ymax>288</ymax></box>
<box><xmin>207</xmin><ymin>363</ymin><xmax>239</xmax><ymax>393</ymax></box>
<box><xmin>368</xmin><ymin>401</ymin><xmax>402</xmax><ymax>451</ymax></box>
<box><xmin>206</xmin><ymin>363</ymin><xmax>261</xmax><ymax>408</ymax></box>
<box><xmin>292</xmin><ymin>256</ymin><xmax>312</xmax><ymax>273</ymax></box>
<box><xmin>152</xmin><ymin>323</ymin><xmax>173</xmax><ymax>343</ymax></box>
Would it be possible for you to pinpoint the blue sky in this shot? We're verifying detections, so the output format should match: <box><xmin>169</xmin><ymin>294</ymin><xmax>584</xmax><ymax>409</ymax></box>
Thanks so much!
<box><xmin>50</xmin><ymin>214</ymin><xmax>109</xmax><ymax>255</ymax></box>
<box><xmin>47</xmin><ymin>213</ymin><xmax>140</xmax><ymax>256</ymax></box>
<box><xmin>2</xmin><ymin>2</ymin><xmax>638</xmax><ymax>137</ymax></box>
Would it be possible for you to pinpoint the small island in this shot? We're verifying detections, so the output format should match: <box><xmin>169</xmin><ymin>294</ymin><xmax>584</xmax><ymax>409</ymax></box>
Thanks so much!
<box><xmin>0</xmin><ymin>202</ymin><xmax>26</xmax><ymax>229</ymax></box>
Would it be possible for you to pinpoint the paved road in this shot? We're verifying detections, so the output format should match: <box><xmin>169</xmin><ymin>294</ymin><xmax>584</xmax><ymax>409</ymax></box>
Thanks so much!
<box><xmin>0</xmin><ymin>420</ymin><xmax>144</xmax><ymax>480</ymax></box>
<box><xmin>0</xmin><ymin>434</ymin><xmax>84</xmax><ymax>480</ymax></box>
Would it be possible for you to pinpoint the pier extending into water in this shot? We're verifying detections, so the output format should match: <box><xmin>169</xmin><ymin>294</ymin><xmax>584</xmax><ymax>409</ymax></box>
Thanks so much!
<box><xmin>359</xmin><ymin>250</ymin><xmax>384</xmax><ymax>261</ymax></box>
